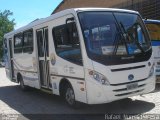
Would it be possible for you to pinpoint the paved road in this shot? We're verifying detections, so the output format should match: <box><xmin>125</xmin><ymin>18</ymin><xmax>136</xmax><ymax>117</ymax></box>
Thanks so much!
<box><xmin>0</xmin><ymin>68</ymin><xmax>160</xmax><ymax>120</ymax></box>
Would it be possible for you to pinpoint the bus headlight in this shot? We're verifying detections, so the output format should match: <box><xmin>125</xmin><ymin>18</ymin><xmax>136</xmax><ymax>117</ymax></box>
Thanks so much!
<box><xmin>89</xmin><ymin>70</ymin><xmax>110</xmax><ymax>85</ymax></box>
<box><xmin>149</xmin><ymin>64</ymin><xmax>154</xmax><ymax>77</ymax></box>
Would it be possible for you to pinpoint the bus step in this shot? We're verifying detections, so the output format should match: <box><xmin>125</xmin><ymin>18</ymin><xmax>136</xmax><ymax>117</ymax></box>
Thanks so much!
<box><xmin>11</xmin><ymin>78</ymin><xmax>17</xmax><ymax>83</ymax></box>
<box><xmin>41</xmin><ymin>87</ymin><xmax>53</xmax><ymax>94</ymax></box>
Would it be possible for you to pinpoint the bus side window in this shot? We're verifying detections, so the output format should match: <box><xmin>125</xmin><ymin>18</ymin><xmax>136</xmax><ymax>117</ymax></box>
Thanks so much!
<box><xmin>52</xmin><ymin>22</ymin><xmax>83</xmax><ymax>66</ymax></box>
<box><xmin>23</xmin><ymin>29</ymin><xmax>33</xmax><ymax>53</ymax></box>
<box><xmin>14</xmin><ymin>33</ymin><xmax>23</xmax><ymax>54</ymax></box>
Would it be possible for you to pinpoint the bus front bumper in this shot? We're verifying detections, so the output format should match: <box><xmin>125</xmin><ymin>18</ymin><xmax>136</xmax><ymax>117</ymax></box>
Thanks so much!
<box><xmin>86</xmin><ymin>75</ymin><xmax>155</xmax><ymax>104</ymax></box>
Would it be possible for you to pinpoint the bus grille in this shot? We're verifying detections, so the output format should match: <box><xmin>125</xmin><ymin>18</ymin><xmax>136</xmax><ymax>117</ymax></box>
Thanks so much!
<box><xmin>113</xmin><ymin>84</ymin><xmax>146</xmax><ymax>97</ymax></box>
<box><xmin>115</xmin><ymin>89</ymin><xmax>144</xmax><ymax>96</ymax></box>
<box><xmin>113</xmin><ymin>84</ymin><xmax>146</xmax><ymax>92</ymax></box>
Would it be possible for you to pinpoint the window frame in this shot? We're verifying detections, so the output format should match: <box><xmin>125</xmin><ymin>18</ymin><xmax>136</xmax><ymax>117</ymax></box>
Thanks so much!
<box><xmin>52</xmin><ymin>22</ymin><xmax>83</xmax><ymax>66</ymax></box>
<box><xmin>78</xmin><ymin>11</ymin><xmax>152</xmax><ymax>66</ymax></box>
<box><xmin>23</xmin><ymin>29</ymin><xmax>34</xmax><ymax>53</ymax></box>
<box><xmin>13</xmin><ymin>29</ymin><xmax>34</xmax><ymax>54</ymax></box>
<box><xmin>14</xmin><ymin>33</ymin><xmax>23</xmax><ymax>54</ymax></box>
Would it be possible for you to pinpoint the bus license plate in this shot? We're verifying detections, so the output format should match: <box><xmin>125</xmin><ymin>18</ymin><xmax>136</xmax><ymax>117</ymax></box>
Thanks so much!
<box><xmin>127</xmin><ymin>83</ymin><xmax>138</xmax><ymax>90</ymax></box>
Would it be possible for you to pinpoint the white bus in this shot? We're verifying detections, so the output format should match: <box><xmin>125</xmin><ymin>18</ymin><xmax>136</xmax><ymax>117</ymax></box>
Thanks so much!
<box><xmin>144</xmin><ymin>19</ymin><xmax>160</xmax><ymax>83</ymax></box>
<box><xmin>4</xmin><ymin>8</ymin><xmax>155</xmax><ymax>107</ymax></box>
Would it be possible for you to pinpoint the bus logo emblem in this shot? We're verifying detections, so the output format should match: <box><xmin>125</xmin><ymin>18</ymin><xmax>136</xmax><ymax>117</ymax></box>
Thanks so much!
<box><xmin>128</xmin><ymin>74</ymin><xmax>134</xmax><ymax>81</ymax></box>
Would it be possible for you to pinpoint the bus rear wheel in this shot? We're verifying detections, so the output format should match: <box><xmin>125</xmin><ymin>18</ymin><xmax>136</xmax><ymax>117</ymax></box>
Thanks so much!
<box><xmin>18</xmin><ymin>75</ymin><xmax>27</xmax><ymax>91</ymax></box>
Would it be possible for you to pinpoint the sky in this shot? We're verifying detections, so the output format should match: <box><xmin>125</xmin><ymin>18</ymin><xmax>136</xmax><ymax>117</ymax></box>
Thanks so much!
<box><xmin>0</xmin><ymin>0</ymin><xmax>63</xmax><ymax>29</ymax></box>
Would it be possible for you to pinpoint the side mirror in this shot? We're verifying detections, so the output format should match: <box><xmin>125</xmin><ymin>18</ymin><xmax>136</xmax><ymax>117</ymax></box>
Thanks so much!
<box><xmin>66</xmin><ymin>17</ymin><xmax>74</xmax><ymax>25</ymax></box>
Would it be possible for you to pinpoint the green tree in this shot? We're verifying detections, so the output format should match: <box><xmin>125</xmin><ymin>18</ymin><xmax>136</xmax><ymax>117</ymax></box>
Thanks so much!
<box><xmin>0</xmin><ymin>10</ymin><xmax>15</xmax><ymax>59</ymax></box>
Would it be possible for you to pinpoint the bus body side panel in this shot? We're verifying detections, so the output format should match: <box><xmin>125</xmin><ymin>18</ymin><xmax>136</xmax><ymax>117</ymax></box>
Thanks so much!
<box><xmin>22</xmin><ymin>28</ymin><xmax>40</xmax><ymax>89</ymax></box>
<box><xmin>12</xmin><ymin>29</ymin><xmax>40</xmax><ymax>89</ymax></box>
<box><xmin>49</xmin><ymin>14</ymin><xmax>87</xmax><ymax>103</ymax></box>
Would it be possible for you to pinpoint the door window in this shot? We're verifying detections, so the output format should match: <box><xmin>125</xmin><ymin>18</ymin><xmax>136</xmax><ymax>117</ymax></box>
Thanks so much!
<box><xmin>37</xmin><ymin>30</ymin><xmax>44</xmax><ymax>57</ymax></box>
<box><xmin>44</xmin><ymin>29</ymin><xmax>49</xmax><ymax>57</ymax></box>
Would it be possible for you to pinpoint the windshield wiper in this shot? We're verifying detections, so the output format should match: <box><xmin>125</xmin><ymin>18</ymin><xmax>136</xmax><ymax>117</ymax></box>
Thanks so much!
<box><xmin>112</xmin><ymin>14</ymin><xmax>129</xmax><ymax>55</ymax></box>
<box><xmin>127</xmin><ymin>23</ymin><xmax>146</xmax><ymax>54</ymax></box>
<box><xmin>119</xmin><ymin>22</ymin><xmax>145</xmax><ymax>54</ymax></box>
<box><xmin>112</xmin><ymin>30</ymin><xmax>123</xmax><ymax>55</ymax></box>
<box><xmin>128</xmin><ymin>31</ymin><xmax>145</xmax><ymax>54</ymax></box>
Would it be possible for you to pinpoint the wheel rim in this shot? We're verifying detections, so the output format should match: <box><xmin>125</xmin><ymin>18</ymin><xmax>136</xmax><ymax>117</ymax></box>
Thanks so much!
<box><xmin>65</xmin><ymin>87</ymin><xmax>75</xmax><ymax>105</ymax></box>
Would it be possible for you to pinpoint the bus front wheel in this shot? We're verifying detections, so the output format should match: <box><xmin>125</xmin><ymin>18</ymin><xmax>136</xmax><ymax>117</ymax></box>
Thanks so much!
<box><xmin>64</xmin><ymin>84</ymin><xmax>80</xmax><ymax>108</ymax></box>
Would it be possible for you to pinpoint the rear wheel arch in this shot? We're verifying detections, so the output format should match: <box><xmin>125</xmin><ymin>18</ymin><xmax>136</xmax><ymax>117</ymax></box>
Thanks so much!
<box><xmin>17</xmin><ymin>72</ymin><xmax>28</xmax><ymax>91</ymax></box>
<box><xmin>17</xmin><ymin>72</ymin><xmax>22</xmax><ymax>83</ymax></box>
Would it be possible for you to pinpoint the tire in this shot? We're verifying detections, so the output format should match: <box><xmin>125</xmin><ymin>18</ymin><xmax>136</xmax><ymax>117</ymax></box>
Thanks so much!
<box><xmin>19</xmin><ymin>75</ymin><xmax>28</xmax><ymax>91</ymax></box>
<box><xmin>64</xmin><ymin>84</ymin><xmax>80</xmax><ymax>108</ymax></box>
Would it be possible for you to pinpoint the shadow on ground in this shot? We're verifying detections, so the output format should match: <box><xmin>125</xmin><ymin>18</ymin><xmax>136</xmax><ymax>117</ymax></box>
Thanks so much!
<box><xmin>0</xmin><ymin>84</ymin><xmax>156</xmax><ymax>115</ymax></box>
<box><xmin>152</xmin><ymin>84</ymin><xmax>160</xmax><ymax>93</ymax></box>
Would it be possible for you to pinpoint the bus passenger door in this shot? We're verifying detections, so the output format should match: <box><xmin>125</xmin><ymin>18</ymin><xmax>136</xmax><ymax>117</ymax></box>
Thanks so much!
<box><xmin>8</xmin><ymin>38</ymin><xmax>15</xmax><ymax>81</ymax></box>
<box><xmin>36</xmin><ymin>28</ymin><xmax>50</xmax><ymax>89</ymax></box>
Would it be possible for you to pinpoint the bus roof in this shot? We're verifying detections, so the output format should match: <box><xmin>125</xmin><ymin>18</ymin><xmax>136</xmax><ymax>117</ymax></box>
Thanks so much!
<box><xmin>4</xmin><ymin>8</ymin><xmax>139</xmax><ymax>37</ymax></box>
<box><xmin>74</xmin><ymin>8</ymin><xmax>138</xmax><ymax>13</ymax></box>
<box><xmin>144</xmin><ymin>19</ymin><xmax>160</xmax><ymax>24</ymax></box>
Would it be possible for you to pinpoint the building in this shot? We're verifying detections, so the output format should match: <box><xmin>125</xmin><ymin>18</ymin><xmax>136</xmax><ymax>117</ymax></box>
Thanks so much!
<box><xmin>52</xmin><ymin>0</ymin><xmax>160</xmax><ymax>20</ymax></box>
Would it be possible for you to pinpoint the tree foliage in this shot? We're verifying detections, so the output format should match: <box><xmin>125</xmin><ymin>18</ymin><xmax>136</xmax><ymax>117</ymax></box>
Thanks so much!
<box><xmin>0</xmin><ymin>10</ymin><xmax>15</xmax><ymax>59</ymax></box>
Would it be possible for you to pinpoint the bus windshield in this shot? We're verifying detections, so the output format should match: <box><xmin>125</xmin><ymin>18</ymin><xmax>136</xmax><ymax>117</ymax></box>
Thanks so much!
<box><xmin>145</xmin><ymin>23</ymin><xmax>160</xmax><ymax>41</ymax></box>
<box><xmin>78</xmin><ymin>12</ymin><xmax>152</xmax><ymax>65</ymax></box>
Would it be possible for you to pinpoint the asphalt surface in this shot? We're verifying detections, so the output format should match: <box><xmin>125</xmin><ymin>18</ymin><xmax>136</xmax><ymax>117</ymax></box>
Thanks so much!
<box><xmin>0</xmin><ymin>68</ymin><xmax>160</xmax><ymax>120</ymax></box>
